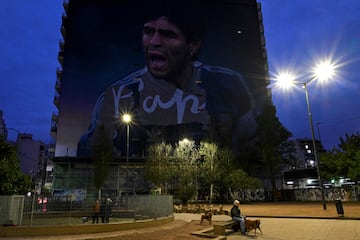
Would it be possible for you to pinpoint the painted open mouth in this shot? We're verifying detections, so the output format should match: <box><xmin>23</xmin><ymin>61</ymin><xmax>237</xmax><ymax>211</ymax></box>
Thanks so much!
<box><xmin>148</xmin><ymin>52</ymin><xmax>168</xmax><ymax>71</ymax></box>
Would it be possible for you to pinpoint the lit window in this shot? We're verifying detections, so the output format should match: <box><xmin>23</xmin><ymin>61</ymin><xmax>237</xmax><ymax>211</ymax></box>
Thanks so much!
<box><xmin>305</xmin><ymin>144</ymin><xmax>309</xmax><ymax>149</ymax></box>
<box><xmin>307</xmin><ymin>149</ymin><xmax>312</xmax><ymax>153</ymax></box>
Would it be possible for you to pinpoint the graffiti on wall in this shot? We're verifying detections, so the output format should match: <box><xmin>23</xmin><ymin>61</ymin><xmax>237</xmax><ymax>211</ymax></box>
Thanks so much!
<box><xmin>294</xmin><ymin>187</ymin><xmax>359</xmax><ymax>201</ymax></box>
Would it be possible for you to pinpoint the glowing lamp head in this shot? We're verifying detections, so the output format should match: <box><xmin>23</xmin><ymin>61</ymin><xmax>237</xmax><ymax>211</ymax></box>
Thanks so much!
<box><xmin>122</xmin><ymin>114</ymin><xmax>132</xmax><ymax>123</ymax></box>
<box><xmin>274</xmin><ymin>72</ymin><xmax>297</xmax><ymax>90</ymax></box>
<box><xmin>312</xmin><ymin>60</ymin><xmax>336</xmax><ymax>83</ymax></box>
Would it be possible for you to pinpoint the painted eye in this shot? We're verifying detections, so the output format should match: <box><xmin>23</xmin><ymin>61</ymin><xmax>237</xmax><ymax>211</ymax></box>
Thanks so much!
<box><xmin>161</xmin><ymin>30</ymin><xmax>177</xmax><ymax>39</ymax></box>
<box><xmin>143</xmin><ymin>26</ymin><xmax>154</xmax><ymax>35</ymax></box>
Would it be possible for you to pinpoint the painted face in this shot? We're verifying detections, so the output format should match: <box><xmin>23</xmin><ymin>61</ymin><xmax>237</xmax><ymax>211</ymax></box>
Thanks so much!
<box><xmin>142</xmin><ymin>16</ymin><xmax>194</xmax><ymax>83</ymax></box>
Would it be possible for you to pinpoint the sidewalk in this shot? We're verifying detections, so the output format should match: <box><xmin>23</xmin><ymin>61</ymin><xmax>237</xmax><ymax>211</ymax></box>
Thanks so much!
<box><xmin>176</xmin><ymin>212</ymin><xmax>360</xmax><ymax>240</ymax></box>
<box><xmin>226</xmin><ymin>217</ymin><xmax>360</xmax><ymax>240</ymax></box>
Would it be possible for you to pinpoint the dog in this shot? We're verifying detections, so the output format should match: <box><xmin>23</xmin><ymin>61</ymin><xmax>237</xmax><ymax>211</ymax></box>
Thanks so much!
<box><xmin>245</xmin><ymin>219</ymin><xmax>263</xmax><ymax>235</ymax></box>
<box><xmin>200</xmin><ymin>212</ymin><xmax>212</xmax><ymax>224</ymax></box>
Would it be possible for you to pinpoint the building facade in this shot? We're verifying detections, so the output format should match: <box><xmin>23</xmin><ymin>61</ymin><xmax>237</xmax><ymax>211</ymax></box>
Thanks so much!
<box><xmin>1</xmin><ymin>110</ymin><xmax>53</xmax><ymax>195</ymax></box>
<box><xmin>283</xmin><ymin>138</ymin><xmax>325</xmax><ymax>189</ymax></box>
<box><xmin>51</xmin><ymin>0</ymin><xmax>271</xmax><ymax>202</ymax></box>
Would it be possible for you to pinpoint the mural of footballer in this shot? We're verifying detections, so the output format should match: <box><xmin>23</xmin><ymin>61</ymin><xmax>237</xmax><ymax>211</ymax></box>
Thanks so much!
<box><xmin>77</xmin><ymin>2</ymin><xmax>257</xmax><ymax>158</ymax></box>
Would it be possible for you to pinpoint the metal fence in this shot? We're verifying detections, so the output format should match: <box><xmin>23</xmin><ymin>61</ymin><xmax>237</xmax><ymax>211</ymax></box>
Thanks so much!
<box><xmin>0</xmin><ymin>195</ymin><xmax>25</xmax><ymax>226</ymax></box>
<box><xmin>1</xmin><ymin>194</ymin><xmax>173</xmax><ymax>227</ymax></box>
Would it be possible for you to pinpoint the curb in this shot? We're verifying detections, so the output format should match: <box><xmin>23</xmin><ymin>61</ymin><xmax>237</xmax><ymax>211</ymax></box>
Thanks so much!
<box><xmin>245</xmin><ymin>215</ymin><xmax>360</xmax><ymax>220</ymax></box>
<box><xmin>0</xmin><ymin>216</ymin><xmax>174</xmax><ymax>238</ymax></box>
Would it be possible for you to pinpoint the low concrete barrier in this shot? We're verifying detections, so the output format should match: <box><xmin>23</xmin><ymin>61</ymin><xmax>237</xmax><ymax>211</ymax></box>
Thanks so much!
<box><xmin>0</xmin><ymin>216</ymin><xmax>174</xmax><ymax>238</ymax></box>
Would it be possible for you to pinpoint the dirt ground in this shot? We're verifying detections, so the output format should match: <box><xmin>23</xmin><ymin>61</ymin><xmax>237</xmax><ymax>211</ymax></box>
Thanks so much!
<box><xmin>5</xmin><ymin>202</ymin><xmax>360</xmax><ymax>240</ymax></box>
<box><xmin>92</xmin><ymin>220</ymin><xmax>210</xmax><ymax>240</ymax></box>
<box><xmin>90</xmin><ymin>201</ymin><xmax>360</xmax><ymax>240</ymax></box>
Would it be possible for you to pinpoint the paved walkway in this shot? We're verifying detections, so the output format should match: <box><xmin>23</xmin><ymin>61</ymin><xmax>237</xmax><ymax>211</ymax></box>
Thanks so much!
<box><xmin>7</xmin><ymin>214</ymin><xmax>359</xmax><ymax>240</ymax></box>
<box><xmin>177</xmin><ymin>213</ymin><xmax>360</xmax><ymax>240</ymax></box>
<box><xmin>4</xmin><ymin>202</ymin><xmax>360</xmax><ymax>240</ymax></box>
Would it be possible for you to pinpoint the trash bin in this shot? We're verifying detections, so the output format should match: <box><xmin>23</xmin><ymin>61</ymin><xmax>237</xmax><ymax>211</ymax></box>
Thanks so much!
<box><xmin>335</xmin><ymin>199</ymin><xmax>344</xmax><ymax>216</ymax></box>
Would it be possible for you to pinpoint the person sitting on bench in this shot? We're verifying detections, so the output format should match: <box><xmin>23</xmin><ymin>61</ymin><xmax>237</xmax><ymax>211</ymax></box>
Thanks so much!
<box><xmin>231</xmin><ymin>200</ymin><xmax>246</xmax><ymax>234</ymax></box>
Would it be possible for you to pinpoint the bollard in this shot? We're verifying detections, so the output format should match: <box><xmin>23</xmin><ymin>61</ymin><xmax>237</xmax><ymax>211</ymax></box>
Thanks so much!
<box><xmin>335</xmin><ymin>199</ymin><xmax>344</xmax><ymax>217</ymax></box>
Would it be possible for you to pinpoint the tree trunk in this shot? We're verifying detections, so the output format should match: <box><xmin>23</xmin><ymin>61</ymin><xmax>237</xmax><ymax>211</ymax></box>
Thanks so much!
<box><xmin>98</xmin><ymin>188</ymin><xmax>101</xmax><ymax>200</ymax></box>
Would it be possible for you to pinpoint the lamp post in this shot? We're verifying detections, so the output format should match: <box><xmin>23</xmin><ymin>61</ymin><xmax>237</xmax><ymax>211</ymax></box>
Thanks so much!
<box><xmin>303</xmin><ymin>81</ymin><xmax>327</xmax><ymax>210</ymax></box>
<box><xmin>122</xmin><ymin>113</ymin><xmax>132</xmax><ymax>192</ymax></box>
<box><xmin>275</xmin><ymin>59</ymin><xmax>336</xmax><ymax>210</ymax></box>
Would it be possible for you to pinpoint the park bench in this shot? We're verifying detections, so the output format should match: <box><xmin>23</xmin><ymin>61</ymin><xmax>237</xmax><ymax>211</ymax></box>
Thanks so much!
<box><xmin>213</xmin><ymin>220</ymin><xmax>236</xmax><ymax>235</ymax></box>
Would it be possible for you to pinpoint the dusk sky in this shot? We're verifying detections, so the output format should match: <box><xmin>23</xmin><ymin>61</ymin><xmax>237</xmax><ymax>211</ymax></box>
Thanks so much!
<box><xmin>1</xmin><ymin>0</ymin><xmax>359</xmax><ymax>150</ymax></box>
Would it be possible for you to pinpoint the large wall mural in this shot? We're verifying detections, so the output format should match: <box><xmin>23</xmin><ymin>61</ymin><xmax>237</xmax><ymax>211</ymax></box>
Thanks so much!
<box><xmin>55</xmin><ymin>0</ymin><xmax>268</xmax><ymax>158</ymax></box>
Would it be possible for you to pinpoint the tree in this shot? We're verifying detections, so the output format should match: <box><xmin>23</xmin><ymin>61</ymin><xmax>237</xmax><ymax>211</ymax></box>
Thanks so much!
<box><xmin>0</xmin><ymin>136</ymin><xmax>32</xmax><ymax>195</ymax></box>
<box><xmin>144</xmin><ymin>140</ymin><xmax>199</xmax><ymax>204</ymax></box>
<box><xmin>320</xmin><ymin>132</ymin><xmax>360</xmax><ymax>181</ymax></box>
<box><xmin>198</xmin><ymin>142</ymin><xmax>218</xmax><ymax>203</ymax></box>
<box><xmin>255</xmin><ymin>103</ymin><xmax>294</xmax><ymax>200</ymax></box>
<box><xmin>90</xmin><ymin>124</ymin><xmax>113</xmax><ymax>199</ymax></box>
<box><xmin>225</xmin><ymin>168</ymin><xmax>262</xmax><ymax>200</ymax></box>
<box><xmin>198</xmin><ymin>143</ymin><xmax>238</xmax><ymax>203</ymax></box>
<box><xmin>217</xmin><ymin>147</ymin><xmax>236</xmax><ymax>199</ymax></box>
<box><xmin>143</xmin><ymin>140</ymin><xmax>264</xmax><ymax>203</ymax></box>
<box><xmin>172</xmin><ymin>140</ymin><xmax>198</xmax><ymax>204</ymax></box>
<box><xmin>144</xmin><ymin>142</ymin><xmax>173</xmax><ymax>194</ymax></box>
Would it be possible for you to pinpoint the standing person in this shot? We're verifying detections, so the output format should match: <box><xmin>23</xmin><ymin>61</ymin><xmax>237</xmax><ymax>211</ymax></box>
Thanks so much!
<box><xmin>99</xmin><ymin>198</ymin><xmax>106</xmax><ymax>223</ymax></box>
<box><xmin>100</xmin><ymin>198</ymin><xmax>112</xmax><ymax>223</ymax></box>
<box><xmin>92</xmin><ymin>200</ymin><xmax>100</xmax><ymax>224</ymax></box>
<box><xmin>77</xmin><ymin>2</ymin><xmax>257</xmax><ymax>158</ymax></box>
<box><xmin>104</xmin><ymin>198</ymin><xmax>112</xmax><ymax>223</ymax></box>
<box><xmin>231</xmin><ymin>200</ymin><xmax>246</xmax><ymax>234</ymax></box>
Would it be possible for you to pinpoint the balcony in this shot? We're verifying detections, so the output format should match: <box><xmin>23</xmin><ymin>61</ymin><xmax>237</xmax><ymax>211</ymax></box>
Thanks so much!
<box><xmin>62</xmin><ymin>13</ymin><xmax>67</xmax><ymax>26</ymax></box>
<box><xmin>260</xmin><ymin>32</ymin><xmax>265</xmax><ymax>46</ymax></box>
<box><xmin>53</xmin><ymin>95</ymin><xmax>60</xmax><ymax>108</ymax></box>
<box><xmin>50</xmin><ymin>119</ymin><xmax>58</xmax><ymax>138</ymax></box>
<box><xmin>58</xmin><ymin>55</ymin><xmax>64</xmax><ymax>66</ymax></box>
<box><xmin>51</xmin><ymin>125</ymin><xmax>57</xmax><ymax>133</ymax></box>
<box><xmin>50</xmin><ymin>127</ymin><xmax>57</xmax><ymax>139</ymax></box>
<box><xmin>52</xmin><ymin>112</ymin><xmax>58</xmax><ymax>123</ymax></box>
<box><xmin>48</xmin><ymin>142</ymin><xmax>55</xmax><ymax>149</ymax></box>
<box><xmin>55</xmin><ymin>79</ymin><xmax>62</xmax><ymax>94</ymax></box>
<box><xmin>60</xmin><ymin>26</ymin><xmax>66</xmax><ymax>39</ymax></box>
<box><xmin>63</xmin><ymin>0</ymin><xmax>69</xmax><ymax>15</ymax></box>
<box><xmin>56</xmin><ymin>67</ymin><xmax>63</xmax><ymax>79</ymax></box>
<box><xmin>59</xmin><ymin>40</ymin><xmax>65</xmax><ymax>52</ymax></box>
<box><xmin>257</xmin><ymin>9</ymin><xmax>263</xmax><ymax>22</ymax></box>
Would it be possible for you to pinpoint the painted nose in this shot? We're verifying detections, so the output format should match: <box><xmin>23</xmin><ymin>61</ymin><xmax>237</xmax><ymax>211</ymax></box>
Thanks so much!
<box><xmin>150</xmin><ymin>32</ymin><xmax>162</xmax><ymax>46</ymax></box>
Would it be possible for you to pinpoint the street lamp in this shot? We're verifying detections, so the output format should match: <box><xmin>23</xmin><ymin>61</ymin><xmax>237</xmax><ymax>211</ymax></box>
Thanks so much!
<box><xmin>303</xmin><ymin>81</ymin><xmax>327</xmax><ymax>210</ymax></box>
<box><xmin>122</xmin><ymin>113</ymin><xmax>132</xmax><ymax>192</ymax></box>
<box><xmin>274</xmin><ymin>60</ymin><xmax>337</xmax><ymax>210</ymax></box>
